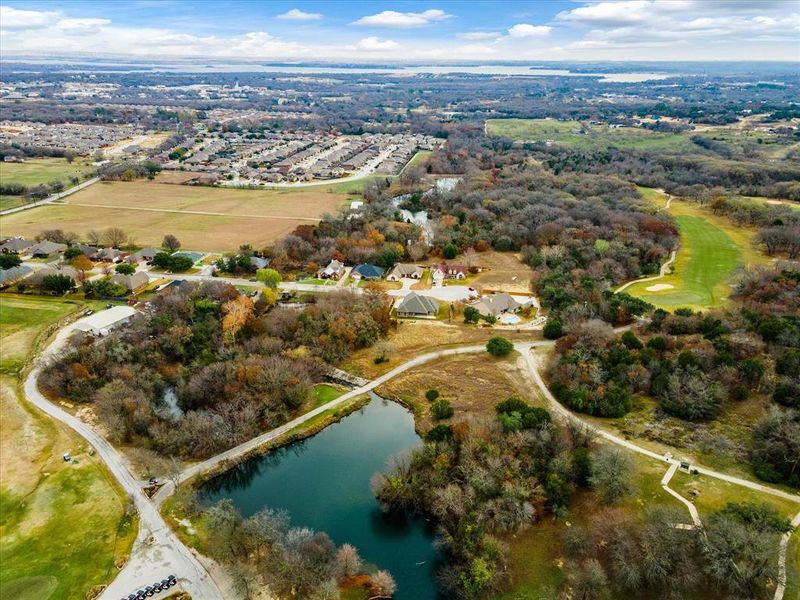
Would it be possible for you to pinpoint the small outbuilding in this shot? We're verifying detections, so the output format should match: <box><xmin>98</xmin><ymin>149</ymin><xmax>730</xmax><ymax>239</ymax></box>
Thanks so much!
<box><xmin>74</xmin><ymin>305</ymin><xmax>137</xmax><ymax>336</ymax></box>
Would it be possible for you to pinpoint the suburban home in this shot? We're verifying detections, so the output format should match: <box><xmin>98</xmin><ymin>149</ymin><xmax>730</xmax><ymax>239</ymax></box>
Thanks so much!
<box><xmin>111</xmin><ymin>271</ymin><xmax>150</xmax><ymax>293</ymax></box>
<box><xmin>396</xmin><ymin>292</ymin><xmax>439</xmax><ymax>318</ymax></box>
<box><xmin>351</xmin><ymin>263</ymin><xmax>385</xmax><ymax>280</ymax></box>
<box><xmin>0</xmin><ymin>265</ymin><xmax>32</xmax><ymax>288</ymax></box>
<box><xmin>92</xmin><ymin>247</ymin><xmax>125</xmax><ymax>262</ymax></box>
<box><xmin>386</xmin><ymin>263</ymin><xmax>424</xmax><ymax>281</ymax></box>
<box><xmin>317</xmin><ymin>259</ymin><xmax>346</xmax><ymax>280</ymax></box>
<box><xmin>25</xmin><ymin>265</ymin><xmax>79</xmax><ymax>287</ymax></box>
<box><xmin>469</xmin><ymin>293</ymin><xmax>521</xmax><ymax>319</ymax></box>
<box><xmin>72</xmin><ymin>243</ymin><xmax>99</xmax><ymax>257</ymax></box>
<box><xmin>28</xmin><ymin>240</ymin><xmax>68</xmax><ymax>258</ymax></box>
<box><xmin>250</xmin><ymin>256</ymin><xmax>271</xmax><ymax>270</ymax></box>
<box><xmin>125</xmin><ymin>247</ymin><xmax>159</xmax><ymax>264</ymax></box>
<box><xmin>433</xmin><ymin>264</ymin><xmax>468</xmax><ymax>279</ymax></box>
<box><xmin>0</xmin><ymin>237</ymin><xmax>35</xmax><ymax>254</ymax></box>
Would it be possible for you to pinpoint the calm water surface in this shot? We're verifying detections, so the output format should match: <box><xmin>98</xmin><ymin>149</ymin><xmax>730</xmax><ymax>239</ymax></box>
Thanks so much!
<box><xmin>201</xmin><ymin>394</ymin><xmax>442</xmax><ymax>600</ymax></box>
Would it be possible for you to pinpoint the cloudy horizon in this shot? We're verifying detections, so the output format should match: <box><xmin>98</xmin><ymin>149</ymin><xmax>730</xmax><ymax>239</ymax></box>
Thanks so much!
<box><xmin>1</xmin><ymin>0</ymin><xmax>798</xmax><ymax>62</ymax></box>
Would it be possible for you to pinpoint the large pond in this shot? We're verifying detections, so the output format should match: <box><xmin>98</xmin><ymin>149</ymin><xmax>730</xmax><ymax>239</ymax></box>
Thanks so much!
<box><xmin>200</xmin><ymin>394</ymin><xmax>442</xmax><ymax>599</ymax></box>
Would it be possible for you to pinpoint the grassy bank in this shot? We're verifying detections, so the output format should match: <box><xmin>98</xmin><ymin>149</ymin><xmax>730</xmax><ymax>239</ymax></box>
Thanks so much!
<box><xmin>0</xmin><ymin>295</ymin><xmax>137</xmax><ymax>600</ymax></box>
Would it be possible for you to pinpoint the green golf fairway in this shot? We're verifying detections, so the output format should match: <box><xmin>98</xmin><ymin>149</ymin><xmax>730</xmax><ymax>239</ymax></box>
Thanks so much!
<box><xmin>626</xmin><ymin>214</ymin><xmax>742</xmax><ymax>310</ymax></box>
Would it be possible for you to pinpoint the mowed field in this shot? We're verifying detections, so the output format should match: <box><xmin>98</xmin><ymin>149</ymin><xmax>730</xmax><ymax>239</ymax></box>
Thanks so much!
<box><xmin>624</xmin><ymin>192</ymin><xmax>769</xmax><ymax>310</ymax></box>
<box><xmin>0</xmin><ymin>158</ymin><xmax>94</xmax><ymax>211</ymax></box>
<box><xmin>0</xmin><ymin>295</ymin><xmax>136</xmax><ymax>600</ymax></box>
<box><xmin>0</xmin><ymin>179</ymin><xmax>352</xmax><ymax>251</ymax></box>
<box><xmin>486</xmin><ymin>118</ymin><xmax>694</xmax><ymax>152</ymax></box>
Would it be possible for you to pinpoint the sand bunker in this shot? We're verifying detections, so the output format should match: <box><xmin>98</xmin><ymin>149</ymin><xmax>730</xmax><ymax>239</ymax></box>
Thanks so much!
<box><xmin>645</xmin><ymin>283</ymin><xmax>675</xmax><ymax>292</ymax></box>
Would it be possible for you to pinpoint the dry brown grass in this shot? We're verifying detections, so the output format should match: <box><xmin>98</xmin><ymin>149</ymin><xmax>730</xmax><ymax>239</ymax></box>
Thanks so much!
<box><xmin>376</xmin><ymin>352</ymin><xmax>536</xmax><ymax>431</ymax></box>
<box><xmin>468</xmin><ymin>251</ymin><xmax>533</xmax><ymax>293</ymax></box>
<box><xmin>0</xmin><ymin>180</ymin><xmax>350</xmax><ymax>252</ymax></box>
<box><xmin>341</xmin><ymin>320</ymin><xmax>539</xmax><ymax>379</ymax></box>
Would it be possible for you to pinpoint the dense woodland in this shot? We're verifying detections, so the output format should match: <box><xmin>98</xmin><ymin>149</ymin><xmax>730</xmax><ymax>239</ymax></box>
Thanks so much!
<box><xmin>547</xmin><ymin>264</ymin><xmax>800</xmax><ymax>487</ymax></box>
<box><xmin>40</xmin><ymin>282</ymin><xmax>390</xmax><ymax>458</ymax></box>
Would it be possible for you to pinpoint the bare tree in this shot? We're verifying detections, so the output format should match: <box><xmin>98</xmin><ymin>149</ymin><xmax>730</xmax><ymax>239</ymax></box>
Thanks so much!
<box><xmin>163</xmin><ymin>234</ymin><xmax>181</xmax><ymax>252</ymax></box>
<box><xmin>369</xmin><ymin>570</ymin><xmax>396</xmax><ymax>599</ymax></box>
<box><xmin>102</xmin><ymin>227</ymin><xmax>128</xmax><ymax>248</ymax></box>
<box><xmin>86</xmin><ymin>229</ymin><xmax>101</xmax><ymax>246</ymax></box>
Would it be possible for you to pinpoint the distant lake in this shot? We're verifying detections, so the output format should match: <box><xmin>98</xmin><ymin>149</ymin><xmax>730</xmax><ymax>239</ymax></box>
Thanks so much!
<box><xmin>2</xmin><ymin>59</ymin><xmax>672</xmax><ymax>81</ymax></box>
<box><xmin>200</xmin><ymin>394</ymin><xmax>442</xmax><ymax>600</ymax></box>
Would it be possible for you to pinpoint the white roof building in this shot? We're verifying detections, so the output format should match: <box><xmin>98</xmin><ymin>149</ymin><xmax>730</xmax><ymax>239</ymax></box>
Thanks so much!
<box><xmin>74</xmin><ymin>306</ymin><xmax>137</xmax><ymax>336</ymax></box>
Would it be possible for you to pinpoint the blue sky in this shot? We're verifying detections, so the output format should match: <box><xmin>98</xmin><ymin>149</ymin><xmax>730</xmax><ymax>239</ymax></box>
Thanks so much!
<box><xmin>1</xmin><ymin>1</ymin><xmax>798</xmax><ymax>61</ymax></box>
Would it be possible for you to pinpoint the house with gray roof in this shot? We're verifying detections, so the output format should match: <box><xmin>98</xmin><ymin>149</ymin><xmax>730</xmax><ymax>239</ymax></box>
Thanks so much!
<box><xmin>469</xmin><ymin>293</ymin><xmax>520</xmax><ymax>318</ymax></box>
<box><xmin>386</xmin><ymin>263</ymin><xmax>424</xmax><ymax>281</ymax></box>
<box><xmin>111</xmin><ymin>271</ymin><xmax>150</xmax><ymax>293</ymax></box>
<box><xmin>25</xmin><ymin>266</ymin><xmax>79</xmax><ymax>287</ymax></box>
<box><xmin>0</xmin><ymin>265</ymin><xmax>32</xmax><ymax>288</ymax></box>
<box><xmin>396</xmin><ymin>292</ymin><xmax>439</xmax><ymax>318</ymax></box>
<box><xmin>0</xmin><ymin>237</ymin><xmax>35</xmax><ymax>254</ymax></box>
<box><xmin>125</xmin><ymin>247</ymin><xmax>159</xmax><ymax>264</ymax></box>
<box><xmin>29</xmin><ymin>240</ymin><xmax>67</xmax><ymax>258</ymax></box>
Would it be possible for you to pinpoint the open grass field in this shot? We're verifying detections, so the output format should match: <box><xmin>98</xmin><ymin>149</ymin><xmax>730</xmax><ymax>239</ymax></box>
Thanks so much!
<box><xmin>466</xmin><ymin>251</ymin><xmax>533</xmax><ymax>293</ymax></box>
<box><xmin>486</xmin><ymin>118</ymin><xmax>694</xmax><ymax>153</ymax></box>
<box><xmin>624</xmin><ymin>194</ymin><xmax>768</xmax><ymax>310</ymax></box>
<box><xmin>376</xmin><ymin>352</ymin><xmax>533</xmax><ymax>430</ymax></box>
<box><xmin>341</xmin><ymin>321</ymin><xmax>537</xmax><ymax>380</ymax></box>
<box><xmin>0</xmin><ymin>158</ymin><xmax>93</xmax><ymax>188</ymax></box>
<box><xmin>0</xmin><ymin>195</ymin><xmax>28</xmax><ymax>211</ymax></box>
<box><xmin>0</xmin><ymin>295</ymin><xmax>137</xmax><ymax>600</ymax></box>
<box><xmin>0</xmin><ymin>179</ymin><xmax>352</xmax><ymax>252</ymax></box>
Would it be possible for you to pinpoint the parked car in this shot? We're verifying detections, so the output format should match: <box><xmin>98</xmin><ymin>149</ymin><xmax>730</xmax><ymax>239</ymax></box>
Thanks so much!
<box><xmin>83</xmin><ymin>309</ymin><xmax>94</xmax><ymax>316</ymax></box>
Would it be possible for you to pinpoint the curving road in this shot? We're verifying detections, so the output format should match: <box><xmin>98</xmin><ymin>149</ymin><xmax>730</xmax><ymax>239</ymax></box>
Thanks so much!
<box><xmin>23</xmin><ymin>320</ymin><xmax>224</xmax><ymax>600</ymax></box>
<box><xmin>24</xmin><ymin>318</ymin><xmax>798</xmax><ymax>600</ymax></box>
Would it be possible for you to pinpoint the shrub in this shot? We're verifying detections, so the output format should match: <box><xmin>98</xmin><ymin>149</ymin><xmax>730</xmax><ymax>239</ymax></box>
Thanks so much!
<box><xmin>571</xmin><ymin>447</ymin><xmax>593</xmax><ymax>487</ymax></box>
<box><xmin>543</xmin><ymin>317</ymin><xmax>564</xmax><ymax>340</ymax></box>
<box><xmin>443</xmin><ymin>243</ymin><xmax>458</xmax><ymax>259</ymax></box>
<box><xmin>0</xmin><ymin>253</ymin><xmax>22</xmax><ymax>269</ymax></box>
<box><xmin>42</xmin><ymin>274</ymin><xmax>74</xmax><ymax>295</ymax></box>
<box><xmin>486</xmin><ymin>336</ymin><xmax>513</xmax><ymax>357</ymax></box>
<box><xmin>431</xmin><ymin>398</ymin><xmax>454</xmax><ymax>420</ymax></box>
<box><xmin>115</xmin><ymin>263</ymin><xmax>135</xmax><ymax>275</ymax></box>
<box><xmin>425</xmin><ymin>389</ymin><xmax>440</xmax><ymax>402</ymax></box>
<box><xmin>773</xmin><ymin>379</ymin><xmax>800</xmax><ymax>408</ymax></box>
<box><xmin>496</xmin><ymin>397</ymin><xmax>551</xmax><ymax>431</ymax></box>
<box><xmin>425</xmin><ymin>424</ymin><xmax>453</xmax><ymax>442</ymax></box>
<box><xmin>620</xmin><ymin>330</ymin><xmax>643</xmax><ymax>350</ymax></box>
<box><xmin>463</xmin><ymin>305</ymin><xmax>480</xmax><ymax>324</ymax></box>
<box><xmin>647</xmin><ymin>336</ymin><xmax>667</xmax><ymax>351</ymax></box>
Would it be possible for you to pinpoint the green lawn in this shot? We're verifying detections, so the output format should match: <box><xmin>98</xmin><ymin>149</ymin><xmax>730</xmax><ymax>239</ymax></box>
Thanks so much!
<box><xmin>0</xmin><ymin>294</ymin><xmax>137</xmax><ymax>600</ymax></box>
<box><xmin>0</xmin><ymin>158</ymin><xmax>92</xmax><ymax>188</ymax></box>
<box><xmin>0</xmin><ymin>195</ymin><xmax>29</xmax><ymax>211</ymax></box>
<box><xmin>0</xmin><ymin>296</ymin><xmax>77</xmax><ymax>375</ymax></box>
<box><xmin>310</xmin><ymin>383</ymin><xmax>346</xmax><ymax>409</ymax></box>
<box><xmin>486</xmin><ymin>118</ymin><xmax>693</xmax><ymax>153</ymax></box>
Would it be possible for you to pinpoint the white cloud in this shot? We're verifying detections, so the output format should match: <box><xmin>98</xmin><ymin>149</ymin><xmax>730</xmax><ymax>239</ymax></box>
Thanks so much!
<box><xmin>457</xmin><ymin>31</ymin><xmax>501</xmax><ymax>40</ymax></box>
<box><xmin>353</xmin><ymin>36</ymin><xmax>400</xmax><ymax>51</ymax></box>
<box><xmin>457</xmin><ymin>44</ymin><xmax>497</xmax><ymax>54</ymax></box>
<box><xmin>352</xmin><ymin>9</ymin><xmax>452</xmax><ymax>28</ymax></box>
<box><xmin>276</xmin><ymin>9</ymin><xmax>322</xmax><ymax>21</ymax></box>
<box><xmin>0</xmin><ymin>6</ymin><xmax>61</xmax><ymax>30</ymax></box>
<box><xmin>57</xmin><ymin>18</ymin><xmax>111</xmax><ymax>35</ymax></box>
<box><xmin>507</xmin><ymin>23</ymin><xmax>553</xmax><ymax>38</ymax></box>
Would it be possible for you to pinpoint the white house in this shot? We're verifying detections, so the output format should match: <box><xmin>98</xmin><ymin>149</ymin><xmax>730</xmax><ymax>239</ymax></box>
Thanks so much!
<box><xmin>74</xmin><ymin>306</ymin><xmax>137</xmax><ymax>336</ymax></box>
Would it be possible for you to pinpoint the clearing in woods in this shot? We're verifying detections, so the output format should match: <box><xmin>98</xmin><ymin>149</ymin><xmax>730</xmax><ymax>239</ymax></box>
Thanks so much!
<box><xmin>0</xmin><ymin>295</ymin><xmax>137</xmax><ymax>600</ymax></box>
<box><xmin>0</xmin><ymin>179</ymin><xmax>351</xmax><ymax>251</ymax></box>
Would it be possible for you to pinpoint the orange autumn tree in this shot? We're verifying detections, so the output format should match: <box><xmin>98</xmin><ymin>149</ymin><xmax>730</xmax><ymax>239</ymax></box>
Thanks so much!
<box><xmin>221</xmin><ymin>294</ymin><xmax>255</xmax><ymax>343</ymax></box>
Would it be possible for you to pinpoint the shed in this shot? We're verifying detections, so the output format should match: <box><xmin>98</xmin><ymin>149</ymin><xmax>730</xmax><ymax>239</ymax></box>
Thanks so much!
<box><xmin>74</xmin><ymin>306</ymin><xmax>137</xmax><ymax>336</ymax></box>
